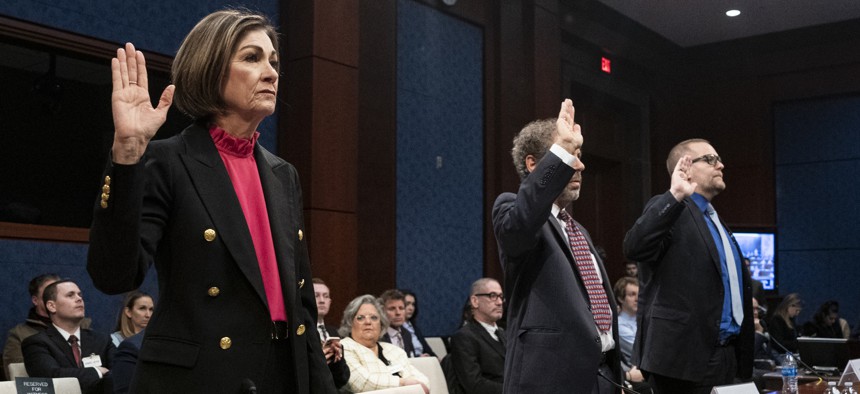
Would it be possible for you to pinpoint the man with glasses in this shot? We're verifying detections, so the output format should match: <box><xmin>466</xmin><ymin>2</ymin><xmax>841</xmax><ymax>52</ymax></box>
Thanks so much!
<box><xmin>624</xmin><ymin>139</ymin><xmax>753</xmax><ymax>393</ymax></box>
<box><xmin>448</xmin><ymin>278</ymin><xmax>506</xmax><ymax>394</ymax></box>
<box><xmin>493</xmin><ymin>100</ymin><xmax>620</xmax><ymax>393</ymax></box>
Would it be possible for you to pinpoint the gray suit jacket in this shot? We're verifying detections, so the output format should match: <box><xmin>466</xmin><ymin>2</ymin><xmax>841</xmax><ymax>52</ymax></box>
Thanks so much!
<box><xmin>493</xmin><ymin>152</ymin><xmax>620</xmax><ymax>393</ymax></box>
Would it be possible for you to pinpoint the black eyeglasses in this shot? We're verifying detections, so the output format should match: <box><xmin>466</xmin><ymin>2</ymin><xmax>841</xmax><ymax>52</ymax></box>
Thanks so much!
<box><xmin>691</xmin><ymin>154</ymin><xmax>722</xmax><ymax>166</ymax></box>
<box><xmin>475</xmin><ymin>292</ymin><xmax>504</xmax><ymax>302</ymax></box>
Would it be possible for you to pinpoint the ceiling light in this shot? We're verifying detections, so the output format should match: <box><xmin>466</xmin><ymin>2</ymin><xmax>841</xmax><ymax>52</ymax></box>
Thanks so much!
<box><xmin>726</xmin><ymin>9</ymin><xmax>741</xmax><ymax>17</ymax></box>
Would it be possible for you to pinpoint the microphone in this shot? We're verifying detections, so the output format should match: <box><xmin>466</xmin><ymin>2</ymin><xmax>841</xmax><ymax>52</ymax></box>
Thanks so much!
<box><xmin>242</xmin><ymin>378</ymin><xmax>257</xmax><ymax>394</ymax></box>
<box><xmin>765</xmin><ymin>333</ymin><xmax>827</xmax><ymax>381</ymax></box>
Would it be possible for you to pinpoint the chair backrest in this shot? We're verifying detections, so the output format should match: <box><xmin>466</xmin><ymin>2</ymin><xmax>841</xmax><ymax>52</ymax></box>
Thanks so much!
<box><xmin>361</xmin><ymin>385</ymin><xmax>424</xmax><ymax>394</ymax></box>
<box><xmin>0</xmin><ymin>381</ymin><xmax>16</xmax><ymax>394</ymax></box>
<box><xmin>410</xmin><ymin>356</ymin><xmax>449</xmax><ymax>394</ymax></box>
<box><xmin>53</xmin><ymin>377</ymin><xmax>83</xmax><ymax>394</ymax></box>
<box><xmin>425</xmin><ymin>337</ymin><xmax>448</xmax><ymax>360</ymax></box>
<box><xmin>6</xmin><ymin>362</ymin><xmax>27</xmax><ymax>380</ymax></box>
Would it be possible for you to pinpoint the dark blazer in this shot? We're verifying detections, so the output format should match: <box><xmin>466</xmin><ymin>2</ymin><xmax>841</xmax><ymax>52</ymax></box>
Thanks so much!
<box><xmin>110</xmin><ymin>330</ymin><xmax>144</xmax><ymax>394</ymax></box>
<box><xmin>449</xmin><ymin>322</ymin><xmax>505</xmax><ymax>394</ymax></box>
<box><xmin>87</xmin><ymin>123</ymin><xmax>335</xmax><ymax>393</ymax></box>
<box><xmin>623</xmin><ymin>191</ymin><xmax>754</xmax><ymax>382</ymax></box>
<box><xmin>22</xmin><ymin>325</ymin><xmax>115</xmax><ymax>394</ymax></box>
<box><xmin>406</xmin><ymin>321</ymin><xmax>437</xmax><ymax>358</ymax></box>
<box><xmin>492</xmin><ymin>153</ymin><xmax>621</xmax><ymax>393</ymax></box>
<box><xmin>381</xmin><ymin>327</ymin><xmax>416</xmax><ymax>357</ymax></box>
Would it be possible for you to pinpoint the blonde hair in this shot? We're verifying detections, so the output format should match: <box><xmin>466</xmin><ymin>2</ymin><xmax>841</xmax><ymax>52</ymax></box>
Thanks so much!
<box><xmin>172</xmin><ymin>9</ymin><xmax>279</xmax><ymax>119</ymax></box>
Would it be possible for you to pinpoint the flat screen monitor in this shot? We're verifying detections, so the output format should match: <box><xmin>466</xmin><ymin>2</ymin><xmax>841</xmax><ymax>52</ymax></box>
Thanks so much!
<box><xmin>733</xmin><ymin>231</ymin><xmax>775</xmax><ymax>290</ymax></box>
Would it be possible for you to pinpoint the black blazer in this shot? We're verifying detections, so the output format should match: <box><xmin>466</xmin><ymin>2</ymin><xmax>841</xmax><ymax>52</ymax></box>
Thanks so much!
<box><xmin>624</xmin><ymin>191</ymin><xmax>754</xmax><ymax>382</ymax></box>
<box><xmin>406</xmin><ymin>321</ymin><xmax>437</xmax><ymax>358</ymax></box>
<box><xmin>87</xmin><ymin>123</ymin><xmax>335</xmax><ymax>393</ymax></box>
<box><xmin>493</xmin><ymin>152</ymin><xmax>621</xmax><ymax>393</ymax></box>
<box><xmin>110</xmin><ymin>330</ymin><xmax>143</xmax><ymax>394</ymax></box>
<box><xmin>449</xmin><ymin>322</ymin><xmax>505</xmax><ymax>394</ymax></box>
<box><xmin>22</xmin><ymin>325</ymin><xmax>115</xmax><ymax>394</ymax></box>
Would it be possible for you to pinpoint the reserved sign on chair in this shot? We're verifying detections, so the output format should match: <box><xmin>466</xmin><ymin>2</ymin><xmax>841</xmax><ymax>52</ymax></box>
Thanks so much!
<box><xmin>14</xmin><ymin>377</ymin><xmax>55</xmax><ymax>394</ymax></box>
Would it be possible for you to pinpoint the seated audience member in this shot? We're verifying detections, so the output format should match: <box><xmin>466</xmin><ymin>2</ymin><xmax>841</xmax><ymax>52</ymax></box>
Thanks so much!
<box><xmin>802</xmin><ymin>300</ymin><xmax>844</xmax><ymax>338</ymax></box>
<box><xmin>110</xmin><ymin>292</ymin><xmax>153</xmax><ymax>347</ymax></box>
<box><xmin>23</xmin><ymin>279</ymin><xmax>115</xmax><ymax>394</ymax></box>
<box><xmin>4</xmin><ymin>273</ymin><xmax>61</xmax><ymax>375</ymax></box>
<box><xmin>400</xmin><ymin>289</ymin><xmax>436</xmax><ymax>358</ymax></box>
<box><xmin>313</xmin><ymin>278</ymin><xmax>350</xmax><ymax>389</ymax></box>
<box><xmin>612</xmin><ymin>277</ymin><xmax>651</xmax><ymax>394</ymax></box>
<box><xmin>110</xmin><ymin>330</ymin><xmax>143</xmax><ymax>394</ymax></box>
<box><xmin>339</xmin><ymin>295</ymin><xmax>429</xmax><ymax>393</ymax></box>
<box><xmin>378</xmin><ymin>289</ymin><xmax>417</xmax><ymax>357</ymax></box>
<box><xmin>624</xmin><ymin>261</ymin><xmax>638</xmax><ymax>278</ymax></box>
<box><xmin>767</xmin><ymin>293</ymin><xmax>802</xmax><ymax>354</ymax></box>
<box><xmin>751</xmin><ymin>298</ymin><xmax>778</xmax><ymax>391</ymax></box>
<box><xmin>448</xmin><ymin>278</ymin><xmax>506</xmax><ymax>394</ymax></box>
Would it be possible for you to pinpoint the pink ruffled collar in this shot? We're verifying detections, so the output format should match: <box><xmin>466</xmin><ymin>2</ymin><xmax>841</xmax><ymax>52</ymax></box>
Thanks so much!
<box><xmin>209</xmin><ymin>125</ymin><xmax>259</xmax><ymax>158</ymax></box>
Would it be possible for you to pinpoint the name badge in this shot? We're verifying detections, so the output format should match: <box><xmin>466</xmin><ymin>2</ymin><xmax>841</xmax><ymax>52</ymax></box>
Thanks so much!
<box><xmin>82</xmin><ymin>354</ymin><xmax>102</xmax><ymax>368</ymax></box>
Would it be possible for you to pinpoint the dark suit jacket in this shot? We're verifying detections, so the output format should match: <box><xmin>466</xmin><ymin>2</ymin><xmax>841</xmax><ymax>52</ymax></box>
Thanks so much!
<box><xmin>492</xmin><ymin>153</ymin><xmax>621</xmax><ymax>393</ymax></box>
<box><xmin>22</xmin><ymin>325</ymin><xmax>115</xmax><ymax>394</ymax></box>
<box><xmin>87</xmin><ymin>123</ymin><xmax>335</xmax><ymax>393</ymax></box>
<box><xmin>110</xmin><ymin>330</ymin><xmax>143</xmax><ymax>394</ymax></box>
<box><xmin>406</xmin><ymin>321</ymin><xmax>437</xmax><ymax>358</ymax></box>
<box><xmin>623</xmin><ymin>191</ymin><xmax>754</xmax><ymax>382</ymax></box>
<box><xmin>381</xmin><ymin>327</ymin><xmax>415</xmax><ymax>357</ymax></box>
<box><xmin>449</xmin><ymin>322</ymin><xmax>505</xmax><ymax>394</ymax></box>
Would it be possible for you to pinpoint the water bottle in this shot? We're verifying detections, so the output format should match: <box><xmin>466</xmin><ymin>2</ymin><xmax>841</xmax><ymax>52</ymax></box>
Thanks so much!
<box><xmin>825</xmin><ymin>381</ymin><xmax>840</xmax><ymax>394</ymax></box>
<box><xmin>781</xmin><ymin>353</ymin><xmax>798</xmax><ymax>394</ymax></box>
<box><xmin>843</xmin><ymin>381</ymin><xmax>858</xmax><ymax>394</ymax></box>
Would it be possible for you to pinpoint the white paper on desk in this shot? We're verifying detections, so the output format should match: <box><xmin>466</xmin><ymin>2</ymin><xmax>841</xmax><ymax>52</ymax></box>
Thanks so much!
<box><xmin>710</xmin><ymin>382</ymin><xmax>758</xmax><ymax>394</ymax></box>
<box><xmin>839</xmin><ymin>359</ymin><xmax>860</xmax><ymax>386</ymax></box>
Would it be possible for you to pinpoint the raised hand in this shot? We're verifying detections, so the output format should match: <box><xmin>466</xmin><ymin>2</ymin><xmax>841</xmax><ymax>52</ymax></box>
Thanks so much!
<box><xmin>669</xmin><ymin>155</ymin><xmax>697</xmax><ymax>201</ymax></box>
<box><xmin>111</xmin><ymin>42</ymin><xmax>175</xmax><ymax>164</ymax></box>
<box><xmin>553</xmin><ymin>99</ymin><xmax>583</xmax><ymax>155</ymax></box>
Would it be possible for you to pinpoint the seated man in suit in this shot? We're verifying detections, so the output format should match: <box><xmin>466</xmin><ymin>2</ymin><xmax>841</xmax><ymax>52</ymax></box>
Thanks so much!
<box><xmin>379</xmin><ymin>289</ymin><xmax>417</xmax><ymax>357</ymax></box>
<box><xmin>313</xmin><ymin>278</ymin><xmax>350</xmax><ymax>389</ymax></box>
<box><xmin>23</xmin><ymin>279</ymin><xmax>115</xmax><ymax>394</ymax></box>
<box><xmin>3</xmin><ymin>273</ymin><xmax>61</xmax><ymax>375</ymax></box>
<box><xmin>448</xmin><ymin>278</ymin><xmax>506</xmax><ymax>394</ymax></box>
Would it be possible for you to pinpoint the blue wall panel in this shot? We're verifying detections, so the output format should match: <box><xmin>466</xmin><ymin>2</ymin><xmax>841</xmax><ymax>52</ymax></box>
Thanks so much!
<box><xmin>774</xmin><ymin>95</ymin><xmax>860</xmax><ymax>325</ymax></box>
<box><xmin>396</xmin><ymin>0</ymin><xmax>484</xmax><ymax>336</ymax></box>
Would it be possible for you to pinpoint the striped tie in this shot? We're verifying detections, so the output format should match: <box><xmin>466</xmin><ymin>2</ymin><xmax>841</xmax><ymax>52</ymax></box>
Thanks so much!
<box><xmin>558</xmin><ymin>209</ymin><xmax>612</xmax><ymax>333</ymax></box>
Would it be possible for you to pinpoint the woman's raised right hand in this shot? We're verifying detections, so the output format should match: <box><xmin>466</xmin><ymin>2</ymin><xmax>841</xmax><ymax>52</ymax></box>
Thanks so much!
<box><xmin>111</xmin><ymin>42</ymin><xmax>175</xmax><ymax>164</ymax></box>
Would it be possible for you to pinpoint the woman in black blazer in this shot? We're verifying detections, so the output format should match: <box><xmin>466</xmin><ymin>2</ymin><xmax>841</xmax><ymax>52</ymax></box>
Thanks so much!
<box><xmin>87</xmin><ymin>9</ymin><xmax>335</xmax><ymax>394</ymax></box>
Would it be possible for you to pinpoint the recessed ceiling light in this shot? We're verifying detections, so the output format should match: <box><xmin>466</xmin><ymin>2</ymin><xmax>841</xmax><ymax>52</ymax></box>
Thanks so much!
<box><xmin>726</xmin><ymin>9</ymin><xmax>741</xmax><ymax>17</ymax></box>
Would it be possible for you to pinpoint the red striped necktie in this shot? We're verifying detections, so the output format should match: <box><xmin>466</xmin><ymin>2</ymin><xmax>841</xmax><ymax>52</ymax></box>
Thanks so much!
<box><xmin>558</xmin><ymin>209</ymin><xmax>612</xmax><ymax>333</ymax></box>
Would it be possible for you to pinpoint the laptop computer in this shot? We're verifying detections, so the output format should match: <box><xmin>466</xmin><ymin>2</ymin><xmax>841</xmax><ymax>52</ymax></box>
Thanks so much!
<box><xmin>797</xmin><ymin>337</ymin><xmax>849</xmax><ymax>371</ymax></box>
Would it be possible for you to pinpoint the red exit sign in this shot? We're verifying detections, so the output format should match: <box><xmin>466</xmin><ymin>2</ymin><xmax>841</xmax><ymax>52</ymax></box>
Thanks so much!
<box><xmin>601</xmin><ymin>57</ymin><xmax>611</xmax><ymax>74</ymax></box>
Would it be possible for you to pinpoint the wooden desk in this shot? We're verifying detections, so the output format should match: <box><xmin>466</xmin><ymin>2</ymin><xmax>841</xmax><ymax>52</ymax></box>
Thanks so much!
<box><xmin>765</xmin><ymin>378</ymin><xmax>838</xmax><ymax>393</ymax></box>
<box><xmin>762</xmin><ymin>372</ymin><xmax>836</xmax><ymax>392</ymax></box>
